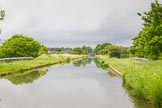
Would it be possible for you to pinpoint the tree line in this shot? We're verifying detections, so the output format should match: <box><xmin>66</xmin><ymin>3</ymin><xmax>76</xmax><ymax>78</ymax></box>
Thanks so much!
<box><xmin>1</xmin><ymin>0</ymin><xmax>161</xmax><ymax>60</ymax></box>
<box><xmin>48</xmin><ymin>47</ymin><xmax>72</xmax><ymax>54</ymax></box>
<box><xmin>0</xmin><ymin>34</ymin><xmax>129</xmax><ymax>58</ymax></box>
<box><xmin>49</xmin><ymin>43</ymin><xmax>128</xmax><ymax>58</ymax></box>
<box><xmin>94</xmin><ymin>43</ymin><xmax>129</xmax><ymax>58</ymax></box>
<box><xmin>48</xmin><ymin>46</ymin><xmax>93</xmax><ymax>55</ymax></box>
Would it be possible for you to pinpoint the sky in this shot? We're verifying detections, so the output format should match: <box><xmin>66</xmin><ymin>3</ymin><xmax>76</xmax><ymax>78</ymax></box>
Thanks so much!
<box><xmin>0</xmin><ymin>0</ymin><xmax>158</xmax><ymax>48</ymax></box>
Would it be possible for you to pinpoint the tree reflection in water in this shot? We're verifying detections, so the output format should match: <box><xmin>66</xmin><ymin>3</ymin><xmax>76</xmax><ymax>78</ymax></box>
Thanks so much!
<box><xmin>0</xmin><ymin>62</ymin><xmax>68</xmax><ymax>85</ymax></box>
<box><xmin>94</xmin><ymin>58</ymin><xmax>107</xmax><ymax>70</ymax></box>
<box><xmin>72</xmin><ymin>58</ymin><xmax>93</xmax><ymax>67</ymax></box>
<box><xmin>0</xmin><ymin>58</ymin><xmax>154</xmax><ymax>108</ymax></box>
<box><xmin>94</xmin><ymin>58</ymin><xmax>117</xmax><ymax>77</ymax></box>
<box><xmin>72</xmin><ymin>58</ymin><xmax>117</xmax><ymax>77</ymax></box>
<box><xmin>2</xmin><ymin>68</ymin><xmax>48</xmax><ymax>85</ymax></box>
<box><xmin>0</xmin><ymin>58</ymin><xmax>118</xmax><ymax>84</ymax></box>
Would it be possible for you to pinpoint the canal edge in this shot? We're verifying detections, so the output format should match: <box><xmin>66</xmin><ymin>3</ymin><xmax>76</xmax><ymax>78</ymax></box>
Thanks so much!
<box><xmin>0</xmin><ymin>56</ymin><xmax>84</xmax><ymax>77</ymax></box>
<box><xmin>108</xmin><ymin>65</ymin><xmax>122</xmax><ymax>77</ymax></box>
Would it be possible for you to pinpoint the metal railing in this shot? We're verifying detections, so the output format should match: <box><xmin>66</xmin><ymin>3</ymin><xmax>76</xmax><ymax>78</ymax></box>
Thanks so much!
<box><xmin>0</xmin><ymin>57</ymin><xmax>33</xmax><ymax>62</ymax></box>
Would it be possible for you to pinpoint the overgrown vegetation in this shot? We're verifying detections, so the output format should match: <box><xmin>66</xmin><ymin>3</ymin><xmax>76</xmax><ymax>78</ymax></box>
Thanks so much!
<box><xmin>97</xmin><ymin>55</ymin><xmax>162</xmax><ymax>108</ymax></box>
<box><xmin>94</xmin><ymin>43</ymin><xmax>111</xmax><ymax>55</ymax></box>
<box><xmin>130</xmin><ymin>0</ymin><xmax>162</xmax><ymax>60</ymax></box>
<box><xmin>94</xmin><ymin>43</ymin><xmax>129</xmax><ymax>58</ymax></box>
<box><xmin>0</xmin><ymin>34</ymin><xmax>47</xmax><ymax>58</ymax></box>
<box><xmin>0</xmin><ymin>54</ymin><xmax>84</xmax><ymax>74</ymax></box>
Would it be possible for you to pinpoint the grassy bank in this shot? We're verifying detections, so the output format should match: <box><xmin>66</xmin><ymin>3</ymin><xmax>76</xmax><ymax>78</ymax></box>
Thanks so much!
<box><xmin>0</xmin><ymin>54</ymin><xmax>85</xmax><ymax>74</ymax></box>
<box><xmin>97</xmin><ymin>55</ymin><xmax>162</xmax><ymax>108</ymax></box>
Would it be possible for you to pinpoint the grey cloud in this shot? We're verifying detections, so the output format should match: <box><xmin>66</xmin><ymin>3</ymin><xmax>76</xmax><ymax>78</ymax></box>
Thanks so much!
<box><xmin>0</xmin><ymin>0</ymin><xmax>154</xmax><ymax>47</ymax></box>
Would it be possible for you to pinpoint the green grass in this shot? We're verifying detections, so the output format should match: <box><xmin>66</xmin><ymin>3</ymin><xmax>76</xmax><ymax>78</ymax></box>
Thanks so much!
<box><xmin>97</xmin><ymin>55</ymin><xmax>162</xmax><ymax>108</ymax></box>
<box><xmin>0</xmin><ymin>54</ymin><xmax>84</xmax><ymax>74</ymax></box>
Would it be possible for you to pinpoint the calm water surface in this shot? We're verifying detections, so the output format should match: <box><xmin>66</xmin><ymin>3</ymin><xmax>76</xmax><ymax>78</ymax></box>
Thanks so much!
<box><xmin>0</xmin><ymin>58</ymin><xmax>137</xmax><ymax>108</ymax></box>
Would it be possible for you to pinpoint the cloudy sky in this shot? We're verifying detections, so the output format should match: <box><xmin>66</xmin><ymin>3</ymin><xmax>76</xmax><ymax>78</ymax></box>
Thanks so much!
<box><xmin>0</xmin><ymin>0</ymin><xmax>157</xmax><ymax>48</ymax></box>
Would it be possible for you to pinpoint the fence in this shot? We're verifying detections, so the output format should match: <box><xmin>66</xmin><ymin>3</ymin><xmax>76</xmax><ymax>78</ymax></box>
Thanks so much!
<box><xmin>0</xmin><ymin>57</ymin><xmax>33</xmax><ymax>62</ymax></box>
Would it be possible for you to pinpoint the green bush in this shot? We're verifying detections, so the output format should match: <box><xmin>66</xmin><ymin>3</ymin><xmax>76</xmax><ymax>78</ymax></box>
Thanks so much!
<box><xmin>0</xmin><ymin>34</ymin><xmax>47</xmax><ymax>58</ymax></box>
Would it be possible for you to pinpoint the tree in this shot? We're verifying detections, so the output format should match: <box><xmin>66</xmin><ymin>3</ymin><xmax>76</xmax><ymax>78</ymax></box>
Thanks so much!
<box><xmin>38</xmin><ymin>45</ymin><xmax>48</xmax><ymax>55</ymax></box>
<box><xmin>71</xmin><ymin>47</ymin><xmax>84</xmax><ymax>55</ymax></box>
<box><xmin>132</xmin><ymin>0</ymin><xmax>162</xmax><ymax>60</ymax></box>
<box><xmin>82</xmin><ymin>46</ymin><xmax>93</xmax><ymax>54</ymax></box>
<box><xmin>0</xmin><ymin>34</ymin><xmax>47</xmax><ymax>58</ymax></box>
<box><xmin>94</xmin><ymin>43</ymin><xmax>111</xmax><ymax>55</ymax></box>
<box><xmin>120</xmin><ymin>47</ymin><xmax>129</xmax><ymax>58</ymax></box>
<box><xmin>128</xmin><ymin>46</ymin><xmax>136</xmax><ymax>57</ymax></box>
<box><xmin>0</xmin><ymin>8</ymin><xmax>5</xmax><ymax>34</ymax></box>
<box><xmin>107</xmin><ymin>45</ymin><xmax>121</xmax><ymax>58</ymax></box>
<box><xmin>0</xmin><ymin>9</ymin><xmax>5</xmax><ymax>20</ymax></box>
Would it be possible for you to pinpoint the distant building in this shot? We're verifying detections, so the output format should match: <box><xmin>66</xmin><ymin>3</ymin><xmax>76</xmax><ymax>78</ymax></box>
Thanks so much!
<box><xmin>48</xmin><ymin>50</ymin><xmax>55</xmax><ymax>55</ymax></box>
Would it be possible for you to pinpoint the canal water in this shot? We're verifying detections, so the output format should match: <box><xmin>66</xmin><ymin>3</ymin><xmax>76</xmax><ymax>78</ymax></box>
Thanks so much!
<box><xmin>0</xmin><ymin>58</ymin><xmax>145</xmax><ymax>108</ymax></box>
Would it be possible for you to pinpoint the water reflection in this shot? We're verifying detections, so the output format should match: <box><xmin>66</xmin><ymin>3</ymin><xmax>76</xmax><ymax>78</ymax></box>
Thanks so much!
<box><xmin>0</xmin><ymin>58</ymin><xmax>115</xmax><ymax>86</ymax></box>
<box><xmin>94</xmin><ymin>58</ymin><xmax>117</xmax><ymax>77</ymax></box>
<box><xmin>0</xmin><ymin>61</ymin><xmax>134</xmax><ymax>108</ymax></box>
<box><xmin>72</xmin><ymin>58</ymin><xmax>93</xmax><ymax>67</ymax></box>
<box><xmin>2</xmin><ymin>68</ymin><xmax>48</xmax><ymax>85</ymax></box>
<box><xmin>72</xmin><ymin>58</ymin><xmax>120</xmax><ymax>77</ymax></box>
<box><xmin>0</xmin><ymin>58</ymin><xmax>114</xmax><ymax>86</ymax></box>
<box><xmin>0</xmin><ymin>58</ymin><xmax>152</xmax><ymax>108</ymax></box>
<box><xmin>0</xmin><ymin>62</ymin><xmax>67</xmax><ymax>85</ymax></box>
<box><xmin>94</xmin><ymin>58</ymin><xmax>108</xmax><ymax>70</ymax></box>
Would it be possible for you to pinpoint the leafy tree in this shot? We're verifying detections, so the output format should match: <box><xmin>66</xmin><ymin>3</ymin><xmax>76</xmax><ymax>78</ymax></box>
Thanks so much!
<box><xmin>82</xmin><ymin>46</ymin><xmax>93</xmax><ymax>54</ymax></box>
<box><xmin>120</xmin><ymin>47</ymin><xmax>129</xmax><ymax>58</ymax></box>
<box><xmin>0</xmin><ymin>8</ymin><xmax>5</xmax><ymax>34</ymax></box>
<box><xmin>38</xmin><ymin>45</ymin><xmax>48</xmax><ymax>55</ymax></box>
<box><xmin>132</xmin><ymin>0</ymin><xmax>162</xmax><ymax>60</ymax></box>
<box><xmin>105</xmin><ymin>45</ymin><xmax>129</xmax><ymax>58</ymax></box>
<box><xmin>94</xmin><ymin>43</ymin><xmax>111</xmax><ymax>55</ymax></box>
<box><xmin>0</xmin><ymin>46</ymin><xmax>4</xmax><ymax>57</ymax></box>
<box><xmin>71</xmin><ymin>47</ymin><xmax>84</xmax><ymax>55</ymax></box>
<box><xmin>107</xmin><ymin>45</ymin><xmax>121</xmax><ymax>58</ymax></box>
<box><xmin>128</xmin><ymin>46</ymin><xmax>136</xmax><ymax>57</ymax></box>
<box><xmin>0</xmin><ymin>34</ymin><xmax>47</xmax><ymax>58</ymax></box>
<box><xmin>94</xmin><ymin>43</ymin><xmax>128</xmax><ymax>58</ymax></box>
<box><xmin>0</xmin><ymin>9</ymin><xmax>5</xmax><ymax>20</ymax></box>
